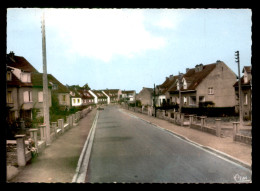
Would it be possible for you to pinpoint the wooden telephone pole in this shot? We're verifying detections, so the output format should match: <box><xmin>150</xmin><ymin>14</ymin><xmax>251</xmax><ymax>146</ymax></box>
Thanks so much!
<box><xmin>41</xmin><ymin>12</ymin><xmax>51</xmax><ymax>145</ymax></box>
<box><xmin>178</xmin><ymin>72</ymin><xmax>183</xmax><ymax>113</ymax></box>
<box><xmin>235</xmin><ymin>50</ymin><xmax>243</xmax><ymax>129</ymax></box>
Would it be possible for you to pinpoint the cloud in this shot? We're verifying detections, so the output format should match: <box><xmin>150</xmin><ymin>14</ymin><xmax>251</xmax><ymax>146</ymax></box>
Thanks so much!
<box><xmin>44</xmin><ymin>9</ymin><xmax>168</xmax><ymax>62</ymax></box>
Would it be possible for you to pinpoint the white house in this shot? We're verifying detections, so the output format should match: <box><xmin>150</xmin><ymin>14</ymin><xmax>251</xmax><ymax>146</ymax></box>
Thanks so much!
<box><xmin>70</xmin><ymin>90</ymin><xmax>83</xmax><ymax>107</ymax></box>
<box><xmin>88</xmin><ymin>90</ymin><xmax>98</xmax><ymax>104</ymax></box>
<box><xmin>102</xmin><ymin>90</ymin><xmax>110</xmax><ymax>104</ymax></box>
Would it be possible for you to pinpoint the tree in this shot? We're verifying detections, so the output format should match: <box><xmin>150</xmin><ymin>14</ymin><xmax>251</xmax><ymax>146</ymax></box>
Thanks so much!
<box><xmin>82</xmin><ymin>83</ymin><xmax>91</xmax><ymax>90</ymax></box>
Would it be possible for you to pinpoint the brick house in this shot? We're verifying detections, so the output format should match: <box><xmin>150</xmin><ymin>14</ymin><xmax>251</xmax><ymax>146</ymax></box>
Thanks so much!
<box><xmin>136</xmin><ymin>87</ymin><xmax>153</xmax><ymax>106</ymax></box>
<box><xmin>167</xmin><ymin>61</ymin><xmax>237</xmax><ymax>108</ymax></box>
<box><xmin>233</xmin><ymin>66</ymin><xmax>252</xmax><ymax>120</ymax></box>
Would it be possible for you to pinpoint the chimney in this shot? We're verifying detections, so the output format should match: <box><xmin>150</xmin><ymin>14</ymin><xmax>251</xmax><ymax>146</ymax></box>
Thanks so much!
<box><xmin>195</xmin><ymin>64</ymin><xmax>203</xmax><ymax>72</ymax></box>
<box><xmin>9</xmin><ymin>51</ymin><xmax>15</xmax><ymax>59</ymax></box>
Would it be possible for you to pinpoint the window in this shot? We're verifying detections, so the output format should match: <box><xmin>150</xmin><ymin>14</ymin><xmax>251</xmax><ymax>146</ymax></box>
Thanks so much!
<box><xmin>52</xmin><ymin>84</ymin><xmax>58</xmax><ymax>90</ymax></box>
<box><xmin>208</xmin><ymin>87</ymin><xmax>214</xmax><ymax>95</ymax></box>
<box><xmin>244</xmin><ymin>74</ymin><xmax>248</xmax><ymax>83</ymax></box>
<box><xmin>199</xmin><ymin>96</ymin><xmax>205</xmax><ymax>102</ymax></box>
<box><xmin>7</xmin><ymin>72</ymin><xmax>12</xmax><ymax>81</ymax></box>
<box><xmin>38</xmin><ymin>91</ymin><xmax>43</xmax><ymax>102</ymax></box>
<box><xmin>77</xmin><ymin>99</ymin><xmax>80</xmax><ymax>103</ymax></box>
<box><xmin>244</xmin><ymin>93</ymin><xmax>248</xmax><ymax>105</ymax></box>
<box><xmin>189</xmin><ymin>96</ymin><xmax>196</xmax><ymax>106</ymax></box>
<box><xmin>183</xmin><ymin>96</ymin><xmax>187</xmax><ymax>105</ymax></box>
<box><xmin>177</xmin><ymin>81</ymin><xmax>180</xmax><ymax>90</ymax></box>
<box><xmin>21</xmin><ymin>72</ymin><xmax>31</xmax><ymax>83</ymax></box>
<box><xmin>183</xmin><ymin>79</ymin><xmax>187</xmax><ymax>89</ymax></box>
<box><xmin>7</xmin><ymin>91</ymin><xmax>13</xmax><ymax>103</ymax></box>
<box><xmin>62</xmin><ymin>95</ymin><xmax>66</xmax><ymax>102</ymax></box>
<box><xmin>23</xmin><ymin>91</ymin><xmax>32</xmax><ymax>102</ymax></box>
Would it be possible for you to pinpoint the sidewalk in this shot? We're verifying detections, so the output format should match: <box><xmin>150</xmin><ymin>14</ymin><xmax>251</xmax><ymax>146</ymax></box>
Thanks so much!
<box><xmin>7</xmin><ymin>108</ymin><xmax>97</xmax><ymax>183</ymax></box>
<box><xmin>123</xmin><ymin>108</ymin><xmax>252</xmax><ymax>168</ymax></box>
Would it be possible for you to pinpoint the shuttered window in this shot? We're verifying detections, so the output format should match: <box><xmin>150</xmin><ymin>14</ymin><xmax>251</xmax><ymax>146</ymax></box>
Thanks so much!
<box><xmin>24</xmin><ymin>91</ymin><xmax>32</xmax><ymax>102</ymax></box>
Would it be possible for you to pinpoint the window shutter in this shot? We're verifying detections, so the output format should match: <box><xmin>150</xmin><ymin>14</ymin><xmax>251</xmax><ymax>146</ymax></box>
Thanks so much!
<box><xmin>38</xmin><ymin>91</ymin><xmax>43</xmax><ymax>102</ymax></box>
<box><xmin>24</xmin><ymin>91</ymin><xmax>29</xmax><ymax>102</ymax></box>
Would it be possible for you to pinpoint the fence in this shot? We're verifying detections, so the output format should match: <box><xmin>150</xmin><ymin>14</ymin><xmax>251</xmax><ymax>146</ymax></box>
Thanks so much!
<box><xmin>6</xmin><ymin>106</ymin><xmax>93</xmax><ymax>167</ymax></box>
<box><xmin>122</xmin><ymin>105</ymin><xmax>251</xmax><ymax>146</ymax></box>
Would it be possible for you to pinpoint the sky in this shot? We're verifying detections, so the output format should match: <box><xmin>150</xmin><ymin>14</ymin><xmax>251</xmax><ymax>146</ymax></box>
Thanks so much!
<box><xmin>7</xmin><ymin>8</ymin><xmax>252</xmax><ymax>93</ymax></box>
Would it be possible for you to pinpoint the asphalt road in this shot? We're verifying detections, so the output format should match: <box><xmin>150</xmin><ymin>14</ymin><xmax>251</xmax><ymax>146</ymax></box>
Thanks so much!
<box><xmin>85</xmin><ymin>105</ymin><xmax>251</xmax><ymax>183</ymax></box>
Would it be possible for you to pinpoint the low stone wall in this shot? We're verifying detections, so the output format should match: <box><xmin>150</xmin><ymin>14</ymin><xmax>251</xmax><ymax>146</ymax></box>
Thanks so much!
<box><xmin>235</xmin><ymin>134</ymin><xmax>252</xmax><ymax>145</ymax></box>
<box><xmin>6</xmin><ymin>108</ymin><xmax>93</xmax><ymax>167</ymax></box>
<box><xmin>124</xmin><ymin>106</ymin><xmax>252</xmax><ymax>145</ymax></box>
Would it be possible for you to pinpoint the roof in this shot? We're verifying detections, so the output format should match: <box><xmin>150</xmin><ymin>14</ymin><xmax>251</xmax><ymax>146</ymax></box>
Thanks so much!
<box><xmin>168</xmin><ymin>63</ymin><xmax>217</xmax><ymax>92</ymax></box>
<box><xmin>242</xmin><ymin>66</ymin><xmax>251</xmax><ymax>74</ymax></box>
<box><xmin>31</xmin><ymin>73</ymin><xmax>54</xmax><ymax>89</ymax></box>
<box><xmin>47</xmin><ymin>74</ymin><xmax>70</xmax><ymax>93</ymax></box>
<box><xmin>67</xmin><ymin>86</ymin><xmax>81</xmax><ymax>97</ymax></box>
<box><xmin>78</xmin><ymin>90</ymin><xmax>94</xmax><ymax>99</ymax></box>
<box><xmin>233</xmin><ymin>75</ymin><xmax>252</xmax><ymax>87</ymax></box>
<box><xmin>140</xmin><ymin>87</ymin><xmax>153</xmax><ymax>94</ymax></box>
<box><xmin>6</xmin><ymin>66</ymin><xmax>33</xmax><ymax>87</ymax></box>
<box><xmin>122</xmin><ymin>90</ymin><xmax>135</xmax><ymax>94</ymax></box>
<box><xmin>102</xmin><ymin>89</ymin><xmax>119</xmax><ymax>98</ymax></box>
<box><xmin>159</xmin><ymin>76</ymin><xmax>178</xmax><ymax>94</ymax></box>
<box><xmin>91</xmin><ymin>90</ymin><xmax>107</xmax><ymax>98</ymax></box>
<box><xmin>6</xmin><ymin>53</ymin><xmax>39</xmax><ymax>73</ymax></box>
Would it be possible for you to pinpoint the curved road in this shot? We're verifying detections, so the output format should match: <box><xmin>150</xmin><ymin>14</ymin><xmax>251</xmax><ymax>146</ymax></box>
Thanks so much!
<box><xmin>85</xmin><ymin>105</ymin><xmax>251</xmax><ymax>183</ymax></box>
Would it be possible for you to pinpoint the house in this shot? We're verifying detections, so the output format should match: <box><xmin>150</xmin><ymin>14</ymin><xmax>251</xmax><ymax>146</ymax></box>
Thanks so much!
<box><xmin>90</xmin><ymin>90</ymin><xmax>107</xmax><ymax>104</ymax></box>
<box><xmin>6</xmin><ymin>51</ymin><xmax>49</xmax><ymax>121</ymax></box>
<box><xmin>136</xmin><ymin>87</ymin><xmax>153</xmax><ymax>106</ymax></box>
<box><xmin>233</xmin><ymin>66</ymin><xmax>252</xmax><ymax>120</ymax></box>
<box><xmin>121</xmin><ymin>90</ymin><xmax>136</xmax><ymax>103</ymax></box>
<box><xmin>102</xmin><ymin>89</ymin><xmax>121</xmax><ymax>103</ymax></box>
<box><xmin>88</xmin><ymin>90</ymin><xmax>98</xmax><ymax>104</ymax></box>
<box><xmin>48</xmin><ymin>74</ymin><xmax>71</xmax><ymax>110</ymax></box>
<box><xmin>6</xmin><ymin>65</ymin><xmax>34</xmax><ymax>121</ymax></box>
<box><xmin>155</xmin><ymin>75</ymin><xmax>178</xmax><ymax>107</ymax></box>
<box><xmin>78</xmin><ymin>89</ymin><xmax>95</xmax><ymax>106</ymax></box>
<box><xmin>30</xmin><ymin>73</ymin><xmax>53</xmax><ymax>117</ymax></box>
<box><xmin>67</xmin><ymin>86</ymin><xmax>83</xmax><ymax>107</ymax></box>
<box><xmin>102</xmin><ymin>91</ymin><xmax>110</xmax><ymax>104</ymax></box>
<box><xmin>32</xmin><ymin>73</ymin><xmax>70</xmax><ymax>111</ymax></box>
<box><xmin>167</xmin><ymin>61</ymin><xmax>237</xmax><ymax>108</ymax></box>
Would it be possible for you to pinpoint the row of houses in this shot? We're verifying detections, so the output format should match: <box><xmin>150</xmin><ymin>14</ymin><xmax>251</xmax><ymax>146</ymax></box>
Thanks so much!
<box><xmin>136</xmin><ymin>61</ymin><xmax>252</xmax><ymax>120</ymax></box>
<box><xmin>6</xmin><ymin>52</ymin><xmax>136</xmax><ymax>122</ymax></box>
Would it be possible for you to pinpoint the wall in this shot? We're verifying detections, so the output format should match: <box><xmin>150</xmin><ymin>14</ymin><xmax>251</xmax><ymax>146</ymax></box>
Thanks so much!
<box><xmin>196</xmin><ymin>62</ymin><xmax>237</xmax><ymax>107</ymax></box>
<box><xmin>137</xmin><ymin>89</ymin><xmax>152</xmax><ymax>106</ymax></box>
<box><xmin>71</xmin><ymin>97</ymin><xmax>82</xmax><ymax>106</ymax></box>
<box><xmin>32</xmin><ymin>88</ymin><xmax>52</xmax><ymax>117</ymax></box>
<box><xmin>6</xmin><ymin>87</ymin><xmax>19</xmax><ymax>120</ymax></box>
<box><xmin>58</xmin><ymin>93</ymin><xmax>70</xmax><ymax>107</ymax></box>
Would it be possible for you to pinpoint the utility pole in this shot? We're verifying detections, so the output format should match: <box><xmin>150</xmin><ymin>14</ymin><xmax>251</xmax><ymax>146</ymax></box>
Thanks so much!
<box><xmin>153</xmin><ymin>83</ymin><xmax>156</xmax><ymax>117</ymax></box>
<box><xmin>235</xmin><ymin>50</ymin><xmax>243</xmax><ymax>129</ymax></box>
<box><xmin>41</xmin><ymin>12</ymin><xmax>51</xmax><ymax>145</ymax></box>
<box><xmin>178</xmin><ymin>72</ymin><xmax>182</xmax><ymax>114</ymax></box>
